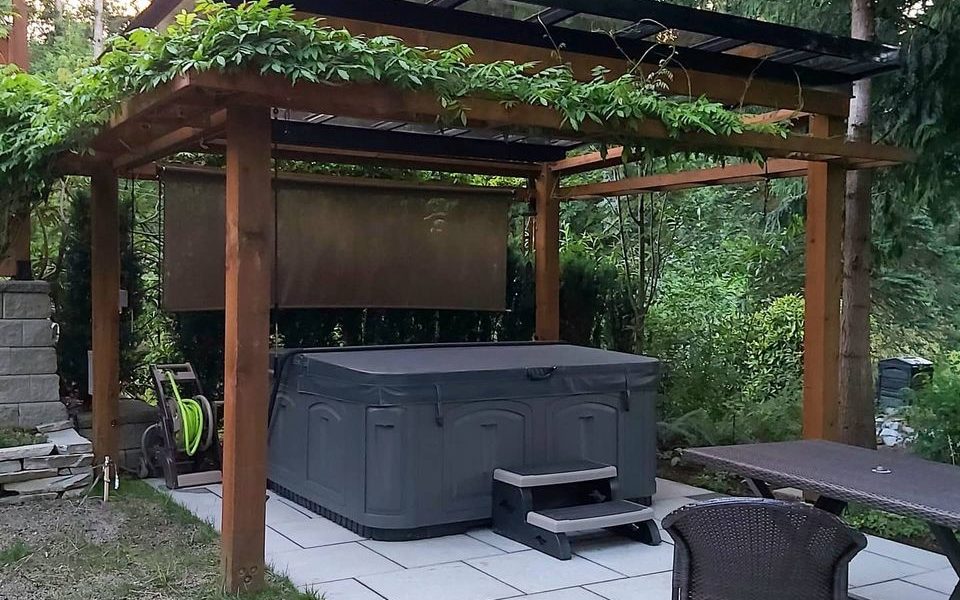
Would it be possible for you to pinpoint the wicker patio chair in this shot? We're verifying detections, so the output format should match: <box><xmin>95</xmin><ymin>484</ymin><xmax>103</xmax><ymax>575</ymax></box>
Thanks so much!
<box><xmin>662</xmin><ymin>497</ymin><xmax>867</xmax><ymax>600</ymax></box>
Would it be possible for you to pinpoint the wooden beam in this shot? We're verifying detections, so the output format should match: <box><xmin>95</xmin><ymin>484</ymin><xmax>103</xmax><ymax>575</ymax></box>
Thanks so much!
<box><xmin>5</xmin><ymin>0</ymin><xmax>29</xmax><ymax>68</ymax></box>
<box><xmin>318</xmin><ymin>16</ymin><xmax>851</xmax><ymax>117</ymax></box>
<box><xmin>202</xmin><ymin>141</ymin><xmax>542</xmax><ymax>177</ymax></box>
<box><xmin>90</xmin><ymin>166</ymin><xmax>120</xmax><ymax>464</ymax></box>
<box><xmin>113</xmin><ymin>110</ymin><xmax>226</xmax><ymax>171</ymax></box>
<box><xmin>161</xmin><ymin>163</ymin><xmax>520</xmax><ymax>196</ymax></box>
<box><xmin>803</xmin><ymin>115</ymin><xmax>845</xmax><ymax>441</ymax></box>
<box><xmin>557</xmin><ymin>159</ymin><xmax>809</xmax><ymax>199</ymax></box>
<box><xmin>94</xmin><ymin>71</ymin><xmax>912</xmax><ymax>170</ymax></box>
<box><xmin>221</xmin><ymin>105</ymin><xmax>272</xmax><ymax>594</ymax></box>
<box><xmin>534</xmin><ymin>165</ymin><xmax>560</xmax><ymax>341</ymax></box>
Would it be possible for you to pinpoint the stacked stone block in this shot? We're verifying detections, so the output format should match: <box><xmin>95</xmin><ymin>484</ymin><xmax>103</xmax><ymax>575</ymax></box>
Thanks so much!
<box><xmin>0</xmin><ymin>421</ymin><xmax>94</xmax><ymax>504</ymax></box>
<box><xmin>0</xmin><ymin>281</ymin><xmax>66</xmax><ymax>428</ymax></box>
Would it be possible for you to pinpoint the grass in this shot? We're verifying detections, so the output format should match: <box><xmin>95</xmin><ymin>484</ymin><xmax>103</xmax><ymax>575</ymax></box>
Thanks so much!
<box><xmin>0</xmin><ymin>541</ymin><xmax>31</xmax><ymax>567</ymax></box>
<box><xmin>0</xmin><ymin>479</ymin><xmax>319</xmax><ymax>600</ymax></box>
<box><xmin>0</xmin><ymin>426</ymin><xmax>45</xmax><ymax>449</ymax></box>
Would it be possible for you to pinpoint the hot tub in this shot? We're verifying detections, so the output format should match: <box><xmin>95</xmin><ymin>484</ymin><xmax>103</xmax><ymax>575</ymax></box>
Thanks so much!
<box><xmin>267</xmin><ymin>343</ymin><xmax>659</xmax><ymax>540</ymax></box>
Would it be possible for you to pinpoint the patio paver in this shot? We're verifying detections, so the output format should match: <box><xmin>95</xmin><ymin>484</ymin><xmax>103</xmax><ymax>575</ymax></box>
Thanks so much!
<box><xmin>359</xmin><ymin>562</ymin><xmax>520</xmax><ymax>600</ymax></box>
<box><xmin>468</xmin><ymin>551</ymin><xmax>621</xmax><ymax>594</ymax></box>
<box><xmin>361</xmin><ymin>534</ymin><xmax>505</xmax><ymax>568</ymax></box>
<box><xmin>585</xmin><ymin>571</ymin><xmax>673</xmax><ymax>600</ymax></box>
<box><xmin>852</xmin><ymin>579</ymin><xmax>949</xmax><ymax>600</ymax></box>
<box><xmin>152</xmin><ymin>478</ymin><xmax>956</xmax><ymax>599</ymax></box>
<box><xmin>268</xmin><ymin>543</ymin><xmax>402</xmax><ymax>588</ymax></box>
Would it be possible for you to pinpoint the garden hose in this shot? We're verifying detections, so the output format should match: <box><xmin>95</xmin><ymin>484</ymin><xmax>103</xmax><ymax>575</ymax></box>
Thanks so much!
<box><xmin>165</xmin><ymin>371</ymin><xmax>204</xmax><ymax>456</ymax></box>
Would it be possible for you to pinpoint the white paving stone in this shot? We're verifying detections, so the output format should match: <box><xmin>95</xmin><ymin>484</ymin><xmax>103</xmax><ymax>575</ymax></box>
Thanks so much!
<box><xmin>904</xmin><ymin>568</ymin><xmax>960</xmax><ymax>595</ymax></box>
<box><xmin>270</xmin><ymin>517</ymin><xmax>362</xmax><ymax>548</ymax></box>
<box><xmin>166</xmin><ymin>488</ymin><xmax>222</xmax><ymax>529</ymax></box>
<box><xmin>849</xmin><ymin>551</ymin><xmax>929</xmax><ymax>587</ymax></box>
<box><xmin>360</xmin><ymin>562</ymin><xmax>519</xmax><ymax>600</ymax></box>
<box><xmin>864</xmin><ymin>535</ymin><xmax>951</xmax><ymax>570</ymax></box>
<box><xmin>585</xmin><ymin>571</ymin><xmax>673</xmax><ymax>600</ymax></box>
<box><xmin>265</xmin><ymin>495</ymin><xmax>315</xmax><ymax>525</ymax></box>
<box><xmin>265</xmin><ymin>528</ymin><xmax>301</xmax><ymax>557</ymax></box>
<box><xmin>361</xmin><ymin>534</ymin><xmax>504</xmax><ymax>568</ymax></box>
<box><xmin>468</xmin><ymin>551</ymin><xmax>622</xmax><ymax>594</ymax></box>
<box><xmin>652</xmin><ymin>479</ymin><xmax>710</xmax><ymax>501</ymax></box>
<box><xmin>852</xmin><ymin>579</ymin><xmax>949</xmax><ymax>600</ymax></box>
<box><xmin>303</xmin><ymin>578</ymin><xmax>387</xmax><ymax>600</ymax></box>
<box><xmin>650</xmin><ymin>496</ymin><xmax>699</xmax><ymax>523</ymax></box>
<box><xmin>467</xmin><ymin>528</ymin><xmax>530</xmax><ymax>553</ymax></box>
<box><xmin>513</xmin><ymin>587</ymin><xmax>605</xmax><ymax>599</ymax></box>
<box><xmin>269</xmin><ymin>543</ymin><xmax>402</xmax><ymax>588</ymax></box>
<box><xmin>572</xmin><ymin>537</ymin><xmax>674</xmax><ymax>577</ymax></box>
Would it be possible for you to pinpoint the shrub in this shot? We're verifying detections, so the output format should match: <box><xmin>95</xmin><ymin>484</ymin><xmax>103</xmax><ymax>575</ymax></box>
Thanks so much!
<box><xmin>907</xmin><ymin>353</ymin><xmax>960</xmax><ymax>464</ymax></box>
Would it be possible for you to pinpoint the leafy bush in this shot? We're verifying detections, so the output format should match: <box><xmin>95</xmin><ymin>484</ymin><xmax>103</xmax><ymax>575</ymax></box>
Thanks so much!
<box><xmin>908</xmin><ymin>354</ymin><xmax>960</xmax><ymax>464</ymax></box>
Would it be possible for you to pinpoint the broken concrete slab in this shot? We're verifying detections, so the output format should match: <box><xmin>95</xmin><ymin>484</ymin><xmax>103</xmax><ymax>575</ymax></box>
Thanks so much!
<box><xmin>36</xmin><ymin>420</ymin><xmax>73</xmax><ymax>434</ymax></box>
<box><xmin>0</xmin><ymin>468</ymin><xmax>58</xmax><ymax>484</ymax></box>
<box><xmin>23</xmin><ymin>453</ymin><xmax>93</xmax><ymax>470</ymax></box>
<box><xmin>0</xmin><ymin>442</ymin><xmax>53</xmax><ymax>462</ymax></box>
<box><xmin>3</xmin><ymin>472</ymin><xmax>92</xmax><ymax>494</ymax></box>
<box><xmin>44</xmin><ymin>428</ymin><xmax>93</xmax><ymax>455</ymax></box>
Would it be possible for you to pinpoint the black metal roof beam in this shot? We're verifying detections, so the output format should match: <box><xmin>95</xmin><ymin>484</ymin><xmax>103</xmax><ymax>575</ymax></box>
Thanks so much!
<box><xmin>281</xmin><ymin>0</ymin><xmax>882</xmax><ymax>85</ymax></box>
<box><xmin>526</xmin><ymin>8</ymin><xmax>576</xmax><ymax>27</ymax></box>
<box><xmin>539</xmin><ymin>0</ymin><xmax>899</xmax><ymax>64</ymax></box>
<box><xmin>271</xmin><ymin>119</ymin><xmax>571</xmax><ymax>164</ymax></box>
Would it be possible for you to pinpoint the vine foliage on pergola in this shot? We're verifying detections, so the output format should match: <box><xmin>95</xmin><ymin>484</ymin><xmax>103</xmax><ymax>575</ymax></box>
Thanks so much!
<box><xmin>0</xmin><ymin>0</ymin><xmax>790</xmax><ymax>250</ymax></box>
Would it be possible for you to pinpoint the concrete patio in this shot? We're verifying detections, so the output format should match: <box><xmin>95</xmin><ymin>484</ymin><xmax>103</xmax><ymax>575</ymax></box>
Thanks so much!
<box><xmin>148</xmin><ymin>478</ymin><xmax>958</xmax><ymax>600</ymax></box>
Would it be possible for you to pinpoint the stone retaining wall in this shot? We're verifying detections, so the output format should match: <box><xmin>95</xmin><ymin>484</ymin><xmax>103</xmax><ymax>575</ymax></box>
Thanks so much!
<box><xmin>0</xmin><ymin>281</ymin><xmax>66</xmax><ymax>428</ymax></box>
<box><xmin>0</xmin><ymin>421</ymin><xmax>94</xmax><ymax>504</ymax></box>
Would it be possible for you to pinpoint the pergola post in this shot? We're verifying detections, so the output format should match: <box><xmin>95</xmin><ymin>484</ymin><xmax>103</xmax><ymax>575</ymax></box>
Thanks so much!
<box><xmin>221</xmin><ymin>105</ymin><xmax>272</xmax><ymax>594</ymax></box>
<box><xmin>803</xmin><ymin>115</ymin><xmax>845</xmax><ymax>441</ymax></box>
<box><xmin>90</xmin><ymin>166</ymin><xmax>120</xmax><ymax>464</ymax></box>
<box><xmin>0</xmin><ymin>0</ymin><xmax>31</xmax><ymax>279</ymax></box>
<box><xmin>534</xmin><ymin>164</ymin><xmax>560</xmax><ymax>341</ymax></box>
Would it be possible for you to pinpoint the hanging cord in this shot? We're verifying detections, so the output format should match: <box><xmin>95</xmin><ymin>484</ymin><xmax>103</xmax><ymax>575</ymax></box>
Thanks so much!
<box><xmin>165</xmin><ymin>370</ymin><xmax>205</xmax><ymax>456</ymax></box>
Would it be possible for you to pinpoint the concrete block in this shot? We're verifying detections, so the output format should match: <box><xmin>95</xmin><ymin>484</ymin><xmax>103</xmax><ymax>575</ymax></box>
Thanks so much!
<box><xmin>3</xmin><ymin>472</ymin><xmax>91</xmax><ymax>493</ymax></box>
<box><xmin>118</xmin><ymin>448</ymin><xmax>143</xmax><ymax>474</ymax></box>
<box><xmin>0</xmin><ymin>460</ymin><xmax>21</xmax><ymax>474</ymax></box>
<box><xmin>2</xmin><ymin>292</ymin><xmax>52</xmax><ymax>319</ymax></box>
<box><xmin>0</xmin><ymin>321</ymin><xmax>23</xmax><ymax>346</ymax></box>
<box><xmin>36</xmin><ymin>419</ymin><xmax>73</xmax><ymax>433</ymax></box>
<box><xmin>23</xmin><ymin>453</ymin><xmax>92</xmax><ymax>470</ymax></box>
<box><xmin>45</xmin><ymin>428</ymin><xmax>93</xmax><ymax>454</ymax></box>
<box><xmin>0</xmin><ymin>492</ymin><xmax>58</xmax><ymax>505</ymax></box>
<box><xmin>0</xmin><ymin>442</ymin><xmax>54</xmax><ymax>461</ymax></box>
<box><xmin>0</xmin><ymin>281</ymin><xmax>50</xmax><ymax>294</ymax></box>
<box><xmin>77</xmin><ymin>398</ymin><xmax>156</xmax><ymax>428</ymax></box>
<box><xmin>18</xmin><ymin>402</ymin><xmax>68</xmax><ymax>428</ymax></box>
<box><xmin>0</xmin><ymin>404</ymin><xmax>17</xmax><ymax>426</ymax></box>
<box><xmin>0</xmin><ymin>347</ymin><xmax>58</xmax><ymax>375</ymax></box>
<box><xmin>21</xmin><ymin>321</ymin><xmax>55</xmax><ymax>347</ymax></box>
<box><xmin>0</xmin><ymin>374</ymin><xmax>59</xmax><ymax>404</ymax></box>
<box><xmin>0</xmin><ymin>468</ymin><xmax>58</xmax><ymax>484</ymax></box>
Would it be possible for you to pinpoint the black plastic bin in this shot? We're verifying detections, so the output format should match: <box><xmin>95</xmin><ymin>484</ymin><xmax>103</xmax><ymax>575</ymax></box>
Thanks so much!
<box><xmin>267</xmin><ymin>342</ymin><xmax>660</xmax><ymax>540</ymax></box>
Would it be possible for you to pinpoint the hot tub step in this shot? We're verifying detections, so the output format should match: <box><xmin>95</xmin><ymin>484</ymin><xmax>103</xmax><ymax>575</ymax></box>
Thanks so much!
<box><xmin>527</xmin><ymin>500</ymin><xmax>654</xmax><ymax>534</ymax></box>
<box><xmin>493</xmin><ymin>460</ymin><xmax>617</xmax><ymax>488</ymax></box>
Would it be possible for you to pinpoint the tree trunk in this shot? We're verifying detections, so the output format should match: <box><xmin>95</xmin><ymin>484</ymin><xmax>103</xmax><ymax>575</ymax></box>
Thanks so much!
<box><xmin>840</xmin><ymin>0</ymin><xmax>876</xmax><ymax>448</ymax></box>
<box><xmin>92</xmin><ymin>0</ymin><xmax>105</xmax><ymax>57</ymax></box>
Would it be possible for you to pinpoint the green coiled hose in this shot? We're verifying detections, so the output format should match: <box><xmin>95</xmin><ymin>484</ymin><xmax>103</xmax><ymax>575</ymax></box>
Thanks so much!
<box><xmin>166</xmin><ymin>371</ymin><xmax>204</xmax><ymax>456</ymax></box>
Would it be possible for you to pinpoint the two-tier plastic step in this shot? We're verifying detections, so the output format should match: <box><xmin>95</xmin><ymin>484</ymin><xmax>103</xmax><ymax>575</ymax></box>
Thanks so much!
<box><xmin>491</xmin><ymin>460</ymin><xmax>660</xmax><ymax>560</ymax></box>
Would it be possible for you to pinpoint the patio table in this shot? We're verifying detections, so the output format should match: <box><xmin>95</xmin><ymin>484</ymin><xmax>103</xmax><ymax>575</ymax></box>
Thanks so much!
<box><xmin>683</xmin><ymin>439</ymin><xmax>960</xmax><ymax>600</ymax></box>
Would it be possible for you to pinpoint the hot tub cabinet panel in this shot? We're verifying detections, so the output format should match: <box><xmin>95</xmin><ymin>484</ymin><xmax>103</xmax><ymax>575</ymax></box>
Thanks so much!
<box><xmin>267</xmin><ymin>343</ymin><xmax>659</xmax><ymax>540</ymax></box>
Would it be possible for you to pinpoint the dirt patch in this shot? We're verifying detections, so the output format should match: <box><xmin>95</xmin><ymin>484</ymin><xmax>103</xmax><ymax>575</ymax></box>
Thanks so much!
<box><xmin>0</xmin><ymin>482</ymin><xmax>312</xmax><ymax>600</ymax></box>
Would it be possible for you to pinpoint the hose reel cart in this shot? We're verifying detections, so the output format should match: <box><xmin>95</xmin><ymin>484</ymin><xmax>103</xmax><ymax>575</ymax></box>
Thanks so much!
<box><xmin>139</xmin><ymin>363</ymin><xmax>223</xmax><ymax>489</ymax></box>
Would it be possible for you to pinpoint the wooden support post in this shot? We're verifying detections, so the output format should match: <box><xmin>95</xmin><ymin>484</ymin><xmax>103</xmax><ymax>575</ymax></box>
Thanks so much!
<box><xmin>0</xmin><ymin>0</ymin><xmax>31</xmax><ymax>279</ymax></box>
<box><xmin>803</xmin><ymin>115</ymin><xmax>845</xmax><ymax>441</ymax></box>
<box><xmin>534</xmin><ymin>165</ymin><xmax>560</xmax><ymax>341</ymax></box>
<box><xmin>90</xmin><ymin>167</ymin><xmax>120</xmax><ymax>464</ymax></box>
<box><xmin>221</xmin><ymin>105</ymin><xmax>272</xmax><ymax>594</ymax></box>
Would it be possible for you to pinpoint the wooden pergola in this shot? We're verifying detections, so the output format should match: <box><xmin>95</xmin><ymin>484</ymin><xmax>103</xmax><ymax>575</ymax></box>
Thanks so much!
<box><xmin>47</xmin><ymin>0</ymin><xmax>912</xmax><ymax>593</ymax></box>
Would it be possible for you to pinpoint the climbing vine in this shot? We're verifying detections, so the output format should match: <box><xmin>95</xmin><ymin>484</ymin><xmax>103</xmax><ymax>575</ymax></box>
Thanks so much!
<box><xmin>0</xmin><ymin>0</ymin><xmax>788</xmax><ymax>249</ymax></box>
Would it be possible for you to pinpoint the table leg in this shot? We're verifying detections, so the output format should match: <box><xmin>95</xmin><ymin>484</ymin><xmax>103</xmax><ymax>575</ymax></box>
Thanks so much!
<box><xmin>813</xmin><ymin>496</ymin><xmax>847</xmax><ymax>517</ymax></box>
<box><xmin>746</xmin><ymin>478</ymin><xmax>776</xmax><ymax>499</ymax></box>
<box><xmin>929</xmin><ymin>524</ymin><xmax>960</xmax><ymax>600</ymax></box>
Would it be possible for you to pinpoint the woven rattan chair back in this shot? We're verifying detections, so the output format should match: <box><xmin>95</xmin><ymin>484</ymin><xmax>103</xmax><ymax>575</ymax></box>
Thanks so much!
<box><xmin>663</xmin><ymin>497</ymin><xmax>867</xmax><ymax>600</ymax></box>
